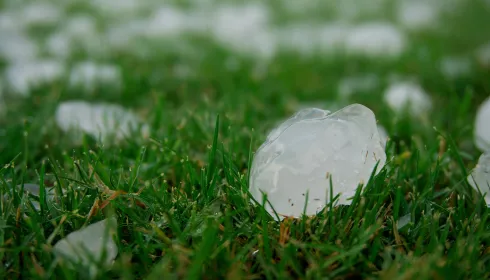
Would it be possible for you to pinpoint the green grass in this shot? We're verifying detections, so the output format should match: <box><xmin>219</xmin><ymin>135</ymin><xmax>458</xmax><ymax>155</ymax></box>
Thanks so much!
<box><xmin>2</xmin><ymin>1</ymin><xmax>490</xmax><ymax>279</ymax></box>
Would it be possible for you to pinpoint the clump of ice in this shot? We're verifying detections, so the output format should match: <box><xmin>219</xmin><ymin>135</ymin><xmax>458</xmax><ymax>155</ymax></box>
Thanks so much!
<box><xmin>53</xmin><ymin>218</ymin><xmax>118</xmax><ymax>276</ymax></box>
<box><xmin>68</xmin><ymin>62</ymin><xmax>121</xmax><ymax>92</ymax></box>
<box><xmin>396</xmin><ymin>0</ymin><xmax>440</xmax><ymax>31</ymax></box>
<box><xmin>440</xmin><ymin>56</ymin><xmax>472</xmax><ymax>79</ymax></box>
<box><xmin>5</xmin><ymin>60</ymin><xmax>64</xmax><ymax>96</ymax></box>
<box><xmin>55</xmin><ymin>101</ymin><xmax>148</xmax><ymax>143</ymax></box>
<box><xmin>475</xmin><ymin>97</ymin><xmax>490</xmax><ymax>151</ymax></box>
<box><xmin>345</xmin><ymin>22</ymin><xmax>406</xmax><ymax>58</ymax></box>
<box><xmin>383</xmin><ymin>81</ymin><xmax>432</xmax><ymax>115</ymax></box>
<box><xmin>250</xmin><ymin>104</ymin><xmax>386</xmax><ymax>219</ymax></box>
<box><xmin>467</xmin><ymin>153</ymin><xmax>490</xmax><ymax>205</ymax></box>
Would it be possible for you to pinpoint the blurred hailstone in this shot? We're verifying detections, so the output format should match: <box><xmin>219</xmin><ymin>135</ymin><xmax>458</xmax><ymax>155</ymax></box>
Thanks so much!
<box><xmin>467</xmin><ymin>153</ymin><xmax>490</xmax><ymax>205</ymax></box>
<box><xmin>55</xmin><ymin>101</ymin><xmax>148</xmax><ymax>144</ymax></box>
<box><xmin>250</xmin><ymin>104</ymin><xmax>386</xmax><ymax>220</ymax></box>
<box><xmin>68</xmin><ymin>62</ymin><xmax>121</xmax><ymax>92</ymax></box>
<box><xmin>20</xmin><ymin>2</ymin><xmax>63</xmax><ymax>26</ymax></box>
<box><xmin>53</xmin><ymin>218</ymin><xmax>118</xmax><ymax>276</ymax></box>
<box><xmin>209</xmin><ymin>3</ymin><xmax>276</xmax><ymax>58</ymax></box>
<box><xmin>0</xmin><ymin>32</ymin><xmax>38</xmax><ymax>62</ymax></box>
<box><xmin>383</xmin><ymin>81</ymin><xmax>432</xmax><ymax>115</ymax></box>
<box><xmin>396</xmin><ymin>0</ymin><xmax>439</xmax><ymax>30</ymax></box>
<box><xmin>476</xmin><ymin>42</ymin><xmax>490</xmax><ymax>67</ymax></box>
<box><xmin>440</xmin><ymin>56</ymin><xmax>472</xmax><ymax>79</ymax></box>
<box><xmin>337</xmin><ymin>74</ymin><xmax>379</xmax><ymax>97</ymax></box>
<box><xmin>475</xmin><ymin>97</ymin><xmax>490</xmax><ymax>151</ymax></box>
<box><xmin>345</xmin><ymin>22</ymin><xmax>406</xmax><ymax>58</ymax></box>
<box><xmin>5</xmin><ymin>60</ymin><xmax>64</xmax><ymax>96</ymax></box>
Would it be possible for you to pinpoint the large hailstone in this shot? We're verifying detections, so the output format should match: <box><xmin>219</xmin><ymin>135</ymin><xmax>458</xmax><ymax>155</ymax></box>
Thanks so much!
<box><xmin>250</xmin><ymin>104</ymin><xmax>386</xmax><ymax>219</ymax></box>
<box><xmin>475</xmin><ymin>97</ymin><xmax>490</xmax><ymax>151</ymax></box>
<box><xmin>467</xmin><ymin>153</ymin><xmax>490</xmax><ymax>205</ymax></box>
<box><xmin>53</xmin><ymin>218</ymin><xmax>118</xmax><ymax>275</ymax></box>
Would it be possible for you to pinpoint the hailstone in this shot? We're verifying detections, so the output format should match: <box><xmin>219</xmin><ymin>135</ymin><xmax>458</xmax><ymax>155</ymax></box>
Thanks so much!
<box><xmin>53</xmin><ymin>218</ymin><xmax>118</xmax><ymax>275</ymax></box>
<box><xmin>475</xmin><ymin>97</ymin><xmax>490</xmax><ymax>151</ymax></box>
<box><xmin>250</xmin><ymin>104</ymin><xmax>386</xmax><ymax>219</ymax></box>
<box><xmin>467</xmin><ymin>153</ymin><xmax>490</xmax><ymax>205</ymax></box>
<box><xmin>383</xmin><ymin>81</ymin><xmax>432</xmax><ymax>115</ymax></box>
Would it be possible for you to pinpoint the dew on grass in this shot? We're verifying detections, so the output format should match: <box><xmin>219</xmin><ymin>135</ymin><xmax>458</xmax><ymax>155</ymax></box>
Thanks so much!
<box><xmin>53</xmin><ymin>218</ymin><xmax>118</xmax><ymax>276</ymax></box>
<box><xmin>467</xmin><ymin>153</ymin><xmax>490</xmax><ymax>206</ymax></box>
<box><xmin>383</xmin><ymin>81</ymin><xmax>432</xmax><ymax>115</ymax></box>
<box><xmin>475</xmin><ymin>97</ymin><xmax>490</xmax><ymax>151</ymax></box>
<box><xmin>250</xmin><ymin>104</ymin><xmax>386</xmax><ymax>220</ymax></box>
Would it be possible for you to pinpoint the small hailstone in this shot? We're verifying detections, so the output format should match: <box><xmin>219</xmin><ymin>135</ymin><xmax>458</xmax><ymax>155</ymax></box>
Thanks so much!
<box><xmin>69</xmin><ymin>62</ymin><xmax>121</xmax><ymax>92</ymax></box>
<box><xmin>345</xmin><ymin>22</ymin><xmax>406</xmax><ymax>58</ymax></box>
<box><xmin>55</xmin><ymin>101</ymin><xmax>147</xmax><ymax>143</ymax></box>
<box><xmin>5</xmin><ymin>60</ymin><xmax>64</xmax><ymax>96</ymax></box>
<box><xmin>383</xmin><ymin>81</ymin><xmax>432</xmax><ymax>115</ymax></box>
<box><xmin>337</xmin><ymin>74</ymin><xmax>379</xmax><ymax>97</ymax></box>
<box><xmin>277</xmin><ymin>23</ymin><xmax>347</xmax><ymax>55</ymax></box>
<box><xmin>476</xmin><ymin>42</ymin><xmax>490</xmax><ymax>67</ymax></box>
<box><xmin>396</xmin><ymin>0</ymin><xmax>439</xmax><ymax>30</ymax></box>
<box><xmin>475</xmin><ymin>97</ymin><xmax>490</xmax><ymax>151</ymax></box>
<box><xmin>440</xmin><ymin>56</ymin><xmax>472</xmax><ymax>79</ymax></box>
<box><xmin>20</xmin><ymin>2</ymin><xmax>63</xmax><ymax>26</ymax></box>
<box><xmin>53</xmin><ymin>218</ymin><xmax>118</xmax><ymax>275</ymax></box>
<box><xmin>0</xmin><ymin>32</ymin><xmax>38</xmax><ymax>62</ymax></box>
<box><xmin>16</xmin><ymin>183</ymin><xmax>55</xmax><ymax>210</ymax></box>
<box><xmin>250</xmin><ymin>104</ymin><xmax>386</xmax><ymax>219</ymax></box>
<box><xmin>467</xmin><ymin>153</ymin><xmax>490</xmax><ymax>205</ymax></box>
<box><xmin>210</xmin><ymin>3</ymin><xmax>276</xmax><ymax>58</ymax></box>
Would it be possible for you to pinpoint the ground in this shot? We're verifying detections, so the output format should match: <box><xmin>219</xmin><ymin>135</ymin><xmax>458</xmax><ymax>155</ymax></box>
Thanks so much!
<box><xmin>1</xmin><ymin>0</ymin><xmax>490</xmax><ymax>279</ymax></box>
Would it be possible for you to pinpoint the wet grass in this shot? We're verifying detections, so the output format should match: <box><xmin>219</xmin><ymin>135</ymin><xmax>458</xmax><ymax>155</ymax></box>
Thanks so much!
<box><xmin>2</xmin><ymin>2</ymin><xmax>490</xmax><ymax>279</ymax></box>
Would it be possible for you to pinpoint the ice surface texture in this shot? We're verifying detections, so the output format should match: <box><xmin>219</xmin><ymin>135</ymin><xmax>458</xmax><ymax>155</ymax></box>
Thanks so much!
<box><xmin>53</xmin><ymin>218</ymin><xmax>118</xmax><ymax>275</ymax></box>
<box><xmin>250</xmin><ymin>104</ymin><xmax>386</xmax><ymax>219</ymax></box>
<box><xmin>467</xmin><ymin>153</ymin><xmax>490</xmax><ymax>205</ymax></box>
<box><xmin>475</xmin><ymin>97</ymin><xmax>490</xmax><ymax>151</ymax></box>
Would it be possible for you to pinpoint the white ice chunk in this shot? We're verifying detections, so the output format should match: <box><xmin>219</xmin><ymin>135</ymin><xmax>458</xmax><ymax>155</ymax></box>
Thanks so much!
<box><xmin>345</xmin><ymin>22</ymin><xmax>406</xmax><ymax>58</ymax></box>
<box><xmin>5</xmin><ymin>60</ymin><xmax>64</xmax><ymax>96</ymax></box>
<box><xmin>467</xmin><ymin>153</ymin><xmax>490</xmax><ymax>205</ymax></box>
<box><xmin>55</xmin><ymin>101</ymin><xmax>148</xmax><ymax>143</ymax></box>
<box><xmin>383</xmin><ymin>81</ymin><xmax>432</xmax><ymax>115</ymax></box>
<box><xmin>475</xmin><ymin>97</ymin><xmax>490</xmax><ymax>151</ymax></box>
<box><xmin>53</xmin><ymin>218</ymin><xmax>118</xmax><ymax>274</ymax></box>
<box><xmin>250</xmin><ymin>104</ymin><xmax>386</xmax><ymax>219</ymax></box>
<box><xmin>69</xmin><ymin>62</ymin><xmax>121</xmax><ymax>92</ymax></box>
<box><xmin>397</xmin><ymin>1</ymin><xmax>439</xmax><ymax>31</ymax></box>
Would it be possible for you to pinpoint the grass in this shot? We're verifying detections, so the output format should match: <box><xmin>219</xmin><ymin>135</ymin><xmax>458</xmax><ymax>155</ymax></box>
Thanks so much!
<box><xmin>2</xmin><ymin>1</ymin><xmax>490</xmax><ymax>279</ymax></box>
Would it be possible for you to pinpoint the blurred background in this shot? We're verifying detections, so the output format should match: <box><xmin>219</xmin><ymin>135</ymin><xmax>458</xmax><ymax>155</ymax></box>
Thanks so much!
<box><xmin>1</xmin><ymin>0</ymin><xmax>490</xmax><ymax>161</ymax></box>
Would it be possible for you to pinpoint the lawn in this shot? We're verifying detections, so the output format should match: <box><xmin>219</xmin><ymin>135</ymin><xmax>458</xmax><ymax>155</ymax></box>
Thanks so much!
<box><xmin>1</xmin><ymin>0</ymin><xmax>490</xmax><ymax>279</ymax></box>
